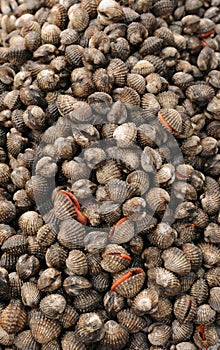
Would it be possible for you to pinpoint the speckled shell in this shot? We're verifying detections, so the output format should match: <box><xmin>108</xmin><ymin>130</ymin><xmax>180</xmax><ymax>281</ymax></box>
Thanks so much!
<box><xmin>40</xmin><ymin>294</ymin><xmax>66</xmax><ymax>319</ymax></box>
<box><xmin>29</xmin><ymin>310</ymin><xmax>61</xmax><ymax>344</ymax></box>
<box><xmin>98</xmin><ymin>320</ymin><xmax>129</xmax><ymax>350</ymax></box>
<box><xmin>18</xmin><ymin>211</ymin><xmax>43</xmax><ymax>235</ymax></box>
<box><xmin>198</xmin><ymin>243</ymin><xmax>220</xmax><ymax>268</ymax></box>
<box><xmin>132</xmin><ymin>288</ymin><xmax>159</xmax><ymax>315</ymax></box>
<box><xmin>148</xmin><ymin>323</ymin><xmax>171</xmax><ymax>346</ymax></box>
<box><xmin>117</xmin><ymin>308</ymin><xmax>147</xmax><ymax>333</ymax></box>
<box><xmin>66</xmin><ymin>249</ymin><xmax>88</xmax><ymax>275</ymax></box>
<box><xmin>111</xmin><ymin>268</ymin><xmax>145</xmax><ymax>298</ymax></box>
<box><xmin>61</xmin><ymin>331</ymin><xmax>87</xmax><ymax>350</ymax></box>
<box><xmin>101</xmin><ymin>244</ymin><xmax>131</xmax><ymax>273</ymax></box>
<box><xmin>158</xmin><ymin>108</ymin><xmax>182</xmax><ymax>134</ymax></box>
<box><xmin>97</xmin><ymin>0</ymin><xmax>125</xmax><ymax>25</ymax></box>
<box><xmin>0</xmin><ymin>299</ymin><xmax>27</xmax><ymax>334</ymax></box>
<box><xmin>0</xmin><ymin>200</ymin><xmax>16</xmax><ymax>223</ymax></box>
<box><xmin>16</xmin><ymin>254</ymin><xmax>40</xmax><ymax>280</ymax></box>
<box><xmin>37</xmin><ymin>223</ymin><xmax>57</xmax><ymax>247</ymax></box>
<box><xmin>63</xmin><ymin>275</ymin><xmax>92</xmax><ymax>297</ymax></box>
<box><xmin>14</xmin><ymin>330</ymin><xmax>40</xmax><ymax>350</ymax></box>
<box><xmin>174</xmin><ymin>295</ymin><xmax>197</xmax><ymax>323</ymax></box>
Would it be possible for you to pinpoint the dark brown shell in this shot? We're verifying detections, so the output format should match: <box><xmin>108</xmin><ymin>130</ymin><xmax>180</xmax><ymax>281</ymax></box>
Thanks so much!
<box><xmin>0</xmin><ymin>299</ymin><xmax>27</xmax><ymax>334</ymax></box>
<box><xmin>14</xmin><ymin>330</ymin><xmax>40</xmax><ymax>350</ymax></box>
<box><xmin>1</xmin><ymin>234</ymin><xmax>28</xmax><ymax>256</ymax></box>
<box><xmin>29</xmin><ymin>310</ymin><xmax>61</xmax><ymax>344</ymax></box>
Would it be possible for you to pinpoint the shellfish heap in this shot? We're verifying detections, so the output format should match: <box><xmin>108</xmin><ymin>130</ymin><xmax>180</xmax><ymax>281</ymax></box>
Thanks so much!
<box><xmin>0</xmin><ymin>0</ymin><xmax>220</xmax><ymax>349</ymax></box>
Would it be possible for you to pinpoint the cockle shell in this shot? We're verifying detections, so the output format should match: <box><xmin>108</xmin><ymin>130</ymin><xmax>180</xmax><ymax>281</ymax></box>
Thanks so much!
<box><xmin>0</xmin><ymin>299</ymin><xmax>27</xmax><ymax>334</ymax></box>
<box><xmin>111</xmin><ymin>267</ymin><xmax>145</xmax><ymax>298</ymax></box>
<box><xmin>29</xmin><ymin>310</ymin><xmax>61</xmax><ymax>344</ymax></box>
<box><xmin>101</xmin><ymin>244</ymin><xmax>131</xmax><ymax>273</ymax></box>
<box><xmin>161</xmin><ymin>247</ymin><xmax>191</xmax><ymax>275</ymax></box>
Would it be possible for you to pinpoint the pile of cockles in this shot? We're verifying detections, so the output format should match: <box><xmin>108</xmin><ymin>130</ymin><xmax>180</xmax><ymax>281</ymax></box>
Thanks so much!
<box><xmin>0</xmin><ymin>0</ymin><xmax>220</xmax><ymax>349</ymax></box>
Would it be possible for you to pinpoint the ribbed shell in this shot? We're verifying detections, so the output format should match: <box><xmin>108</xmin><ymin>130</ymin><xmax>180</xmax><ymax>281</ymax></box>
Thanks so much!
<box><xmin>196</xmin><ymin>304</ymin><xmax>216</xmax><ymax>325</ymax></box>
<box><xmin>126</xmin><ymin>170</ymin><xmax>149</xmax><ymax>195</ymax></box>
<box><xmin>148</xmin><ymin>267</ymin><xmax>181</xmax><ymax>297</ymax></box>
<box><xmin>146</xmin><ymin>188</ymin><xmax>170</xmax><ymax>212</ymax></box>
<box><xmin>91</xmin><ymin>272</ymin><xmax>110</xmax><ymax>292</ymax></box>
<box><xmin>152</xmin><ymin>0</ymin><xmax>175</xmax><ymax>18</ymax></box>
<box><xmin>110</xmin><ymin>219</ymin><xmax>135</xmax><ymax>244</ymax></box>
<box><xmin>148</xmin><ymin>323</ymin><xmax>171</xmax><ymax>346</ymax></box>
<box><xmin>107</xmin><ymin>58</ymin><xmax>128</xmax><ymax>86</ymax></box>
<box><xmin>172</xmin><ymin>320</ymin><xmax>194</xmax><ymax>343</ymax></box>
<box><xmin>182</xmin><ymin>243</ymin><xmax>202</xmax><ymax>271</ymax></box>
<box><xmin>45</xmin><ymin>243</ymin><xmax>68</xmax><ymax>268</ymax></box>
<box><xmin>100</xmin><ymin>201</ymin><xmax>121</xmax><ymax>224</ymax></box>
<box><xmin>105</xmin><ymin>179</ymin><xmax>135</xmax><ymax>202</ymax></box>
<box><xmin>158</xmin><ymin>108</ymin><xmax>182</xmax><ymax>134</ymax></box>
<box><xmin>127</xmin><ymin>73</ymin><xmax>146</xmax><ymax>95</ymax></box>
<box><xmin>162</xmin><ymin>247</ymin><xmax>191</xmax><ymax>276</ymax></box>
<box><xmin>66</xmin><ymin>249</ymin><xmax>88</xmax><ymax>275</ymax></box>
<box><xmin>101</xmin><ymin>244</ymin><xmax>131</xmax><ymax>273</ymax></box>
<box><xmin>58</xmin><ymin>219</ymin><xmax>86</xmax><ymax>250</ymax></box>
<box><xmin>37</xmin><ymin>223</ymin><xmax>57</xmax><ymax>247</ymax></box>
<box><xmin>113</xmin><ymin>122</ymin><xmax>137</xmax><ymax>147</ymax></box>
<box><xmin>186</xmin><ymin>84</ymin><xmax>215</xmax><ymax>105</ymax></box>
<box><xmin>148</xmin><ymin>223</ymin><xmax>177</xmax><ymax>249</ymax></box>
<box><xmin>209</xmin><ymin>287</ymin><xmax>220</xmax><ymax>312</ymax></box>
<box><xmin>14</xmin><ymin>330</ymin><xmax>40</xmax><ymax>350</ymax></box>
<box><xmin>150</xmin><ymin>297</ymin><xmax>172</xmax><ymax>323</ymax></box>
<box><xmin>117</xmin><ymin>309</ymin><xmax>147</xmax><ymax>333</ymax></box>
<box><xmin>0</xmin><ymin>299</ymin><xmax>27</xmax><ymax>334</ymax></box>
<box><xmin>30</xmin><ymin>311</ymin><xmax>61</xmax><ymax>344</ymax></box>
<box><xmin>98</xmin><ymin>320</ymin><xmax>129</xmax><ymax>350</ymax></box>
<box><xmin>18</xmin><ymin>211</ymin><xmax>43</xmax><ymax>235</ymax></box>
<box><xmin>174</xmin><ymin>295</ymin><xmax>197</xmax><ymax>323</ymax></box>
<box><xmin>157</xmin><ymin>91</ymin><xmax>179</xmax><ymax>109</ymax></box>
<box><xmin>1</xmin><ymin>234</ymin><xmax>28</xmax><ymax>256</ymax></box>
<box><xmin>60</xmin><ymin>305</ymin><xmax>79</xmax><ymax>329</ymax></box>
<box><xmin>205</xmin><ymin>267</ymin><xmax>220</xmax><ymax>287</ymax></box>
<box><xmin>0</xmin><ymin>200</ymin><xmax>16</xmax><ymax>223</ymax></box>
<box><xmin>21</xmin><ymin>281</ymin><xmax>41</xmax><ymax>308</ymax></box>
<box><xmin>111</xmin><ymin>268</ymin><xmax>145</xmax><ymax>298</ymax></box>
<box><xmin>139</xmin><ymin>36</ymin><xmax>163</xmax><ymax>56</ymax></box>
<box><xmin>190</xmin><ymin>278</ymin><xmax>209</xmax><ymax>305</ymax></box>
<box><xmin>96</xmin><ymin>160</ymin><xmax>121</xmax><ymax>185</ymax></box>
<box><xmin>73</xmin><ymin>290</ymin><xmax>102</xmax><ymax>313</ymax></box>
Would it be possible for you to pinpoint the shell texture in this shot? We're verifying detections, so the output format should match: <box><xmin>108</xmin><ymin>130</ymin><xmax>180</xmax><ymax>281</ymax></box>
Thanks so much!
<box><xmin>0</xmin><ymin>0</ymin><xmax>220</xmax><ymax>349</ymax></box>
